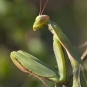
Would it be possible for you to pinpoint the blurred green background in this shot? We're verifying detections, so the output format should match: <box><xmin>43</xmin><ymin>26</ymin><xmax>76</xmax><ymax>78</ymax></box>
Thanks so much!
<box><xmin>0</xmin><ymin>0</ymin><xmax>87</xmax><ymax>87</ymax></box>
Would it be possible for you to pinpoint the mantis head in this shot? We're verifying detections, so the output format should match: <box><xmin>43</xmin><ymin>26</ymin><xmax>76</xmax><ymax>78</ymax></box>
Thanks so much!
<box><xmin>33</xmin><ymin>15</ymin><xmax>49</xmax><ymax>31</ymax></box>
<box><xmin>33</xmin><ymin>0</ymin><xmax>49</xmax><ymax>31</ymax></box>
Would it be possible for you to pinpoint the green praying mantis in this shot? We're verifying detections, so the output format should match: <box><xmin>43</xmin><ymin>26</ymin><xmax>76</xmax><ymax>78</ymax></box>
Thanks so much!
<box><xmin>10</xmin><ymin>0</ymin><xmax>87</xmax><ymax>87</ymax></box>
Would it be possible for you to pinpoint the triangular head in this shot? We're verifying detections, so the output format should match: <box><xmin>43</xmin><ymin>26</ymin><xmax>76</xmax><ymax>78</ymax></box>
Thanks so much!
<box><xmin>33</xmin><ymin>15</ymin><xmax>49</xmax><ymax>31</ymax></box>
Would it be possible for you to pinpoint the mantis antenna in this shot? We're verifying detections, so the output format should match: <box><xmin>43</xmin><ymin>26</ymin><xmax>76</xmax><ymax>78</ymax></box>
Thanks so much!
<box><xmin>39</xmin><ymin>0</ymin><xmax>49</xmax><ymax>15</ymax></box>
<box><xmin>39</xmin><ymin>0</ymin><xmax>42</xmax><ymax>15</ymax></box>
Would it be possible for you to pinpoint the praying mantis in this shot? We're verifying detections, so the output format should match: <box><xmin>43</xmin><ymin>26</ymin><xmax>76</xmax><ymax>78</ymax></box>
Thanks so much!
<box><xmin>10</xmin><ymin>0</ymin><xmax>87</xmax><ymax>87</ymax></box>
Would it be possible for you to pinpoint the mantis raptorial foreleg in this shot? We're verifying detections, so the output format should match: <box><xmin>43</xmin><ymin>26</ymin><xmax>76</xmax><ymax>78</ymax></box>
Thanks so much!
<box><xmin>10</xmin><ymin>0</ymin><xmax>87</xmax><ymax>87</ymax></box>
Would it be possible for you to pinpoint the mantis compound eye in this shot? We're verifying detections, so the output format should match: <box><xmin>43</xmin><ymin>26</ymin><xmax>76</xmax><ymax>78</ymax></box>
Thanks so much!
<box><xmin>39</xmin><ymin>17</ymin><xmax>44</xmax><ymax>22</ymax></box>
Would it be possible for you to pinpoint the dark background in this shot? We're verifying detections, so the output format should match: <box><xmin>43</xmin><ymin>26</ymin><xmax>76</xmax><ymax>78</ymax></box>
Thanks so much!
<box><xmin>0</xmin><ymin>0</ymin><xmax>87</xmax><ymax>87</ymax></box>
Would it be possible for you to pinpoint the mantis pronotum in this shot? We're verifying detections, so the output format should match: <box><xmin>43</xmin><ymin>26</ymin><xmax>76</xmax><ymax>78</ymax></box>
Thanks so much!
<box><xmin>10</xmin><ymin>0</ymin><xmax>87</xmax><ymax>87</ymax></box>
